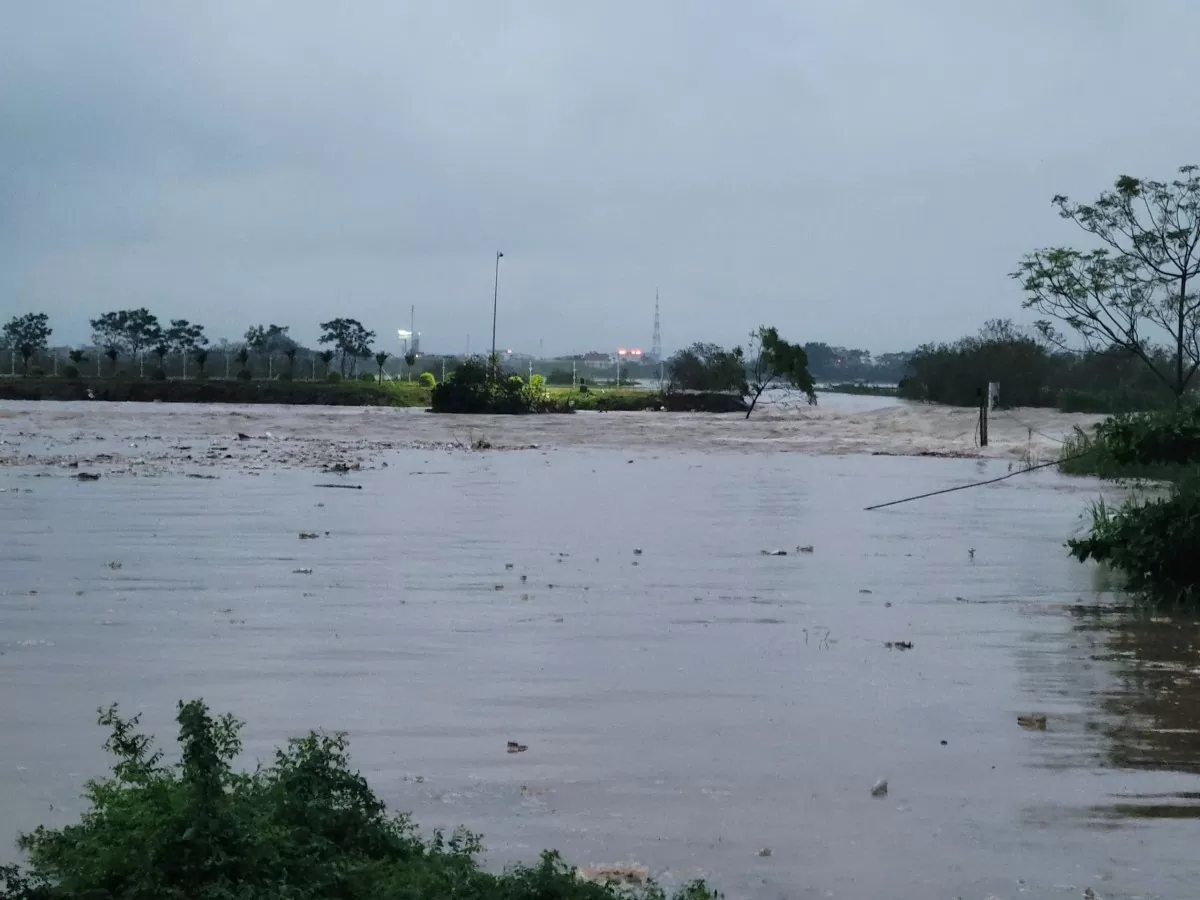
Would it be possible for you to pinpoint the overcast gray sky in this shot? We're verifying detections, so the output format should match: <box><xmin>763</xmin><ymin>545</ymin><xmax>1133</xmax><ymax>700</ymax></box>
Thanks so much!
<box><xmin>3</xmin><ymin>1</ymin><xmax>1198</xmax><ymax>355</ymax></box>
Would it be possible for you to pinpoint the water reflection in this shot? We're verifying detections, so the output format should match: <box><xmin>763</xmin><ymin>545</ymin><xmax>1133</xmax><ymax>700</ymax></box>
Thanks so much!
<box><xmin>1070</xmin><ymin>605</ymin><xmax>1200</xmax><ymax>820</ymax></box>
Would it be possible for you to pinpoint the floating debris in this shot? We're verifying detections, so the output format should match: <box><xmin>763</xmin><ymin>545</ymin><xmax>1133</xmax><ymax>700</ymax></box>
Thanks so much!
<box><xmin>292</xmin><ymin>568</ymin><xmax>313</xmax><ymax>575</ymax></box>
<box><xmin>633</xmin><ymin>548</ymin><xmax>643</xmax><ymax>556</ymax></box>
<box><xmin>756</xmin><ymin>847</ymin><xmax>772</xmax><ymax>858</ymax></box>
<box><xmin>760</xmin><ymin>549</ymin><xmax>788</xmax><ymax>556</ymax></box>
<box><xmin>106</xmin><ymin>561</ymin><xmax>122</xmax><ymax>570</ymax></box>
<box><xmin>577</xmin><ymin>863</ymin><xmax>649</xmax><ymax>886</ymax></box>
<box><xmin>1017</xmin><ymin>714</ymin><xmax>1048</xmax><ymax>731</ymax></box>
<box><xmin>884</xmin><ymin>641</ymin><xmax>913</xmax><ymax>650</ymax></box>
<box><xmin>859</xmin><ymin>589</ymin><xmax>873</xmax><ymax>594</ymax></box>
<box><xmin>506</xmin><ymin>741</ymin><xmax>528</xmax><ymax>754</ymax></box>
<box><xmin>186</xmin><ymin>473</ymin><xmax>218</xmax><ymax>480</ymax></box>
<box><xmin>299</xmin><ymin>532</ymin><xmax>319</xmax><ymax>539</ymax></box>
<box><xmin>797</xmin><ymin>545</ymin><xmax>814</xmax><ymax>553</ymax></box>
<box><xmin>74</xmin><ymin>472</ymin><xmax>102</xmax><ymax>481</ymax></box>
<box><xmin>520</xmin><ymin>574</ymin><xmax>527</xmax><ymax>583</ymax></box>
<box><xmin>313</xmin><ymin>483</ymin><xmax>362</xmax><ymax>490</ymax></box>
<box><xmin>870</xmin><ymin>779</ymin><xmax>888</xmax><ymax>797</ymax></box>
<box><xmin>505</xmin><ymin>563</ymin><xmax>514</xmax><ymax>570</ymax></box>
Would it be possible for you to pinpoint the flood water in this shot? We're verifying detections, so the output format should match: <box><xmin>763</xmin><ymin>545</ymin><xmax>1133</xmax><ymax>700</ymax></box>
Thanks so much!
<box><xmin>2</xmin><ymin>398</ymin><xmax>1198</xmax><ymax>899</ymax></box>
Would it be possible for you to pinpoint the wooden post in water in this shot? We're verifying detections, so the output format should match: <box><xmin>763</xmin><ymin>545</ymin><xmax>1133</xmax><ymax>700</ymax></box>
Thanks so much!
<box><xmin>978</xmin><ymin>386</ymin><xmax>989</xmax><ymax>447</ymax></box>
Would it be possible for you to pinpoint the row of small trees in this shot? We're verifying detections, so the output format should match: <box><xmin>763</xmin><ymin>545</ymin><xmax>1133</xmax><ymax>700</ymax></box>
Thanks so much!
<box><xmin>0</xmin><ymin>311</ymin><xmax>418</xmax><ymax>381</ymax></box>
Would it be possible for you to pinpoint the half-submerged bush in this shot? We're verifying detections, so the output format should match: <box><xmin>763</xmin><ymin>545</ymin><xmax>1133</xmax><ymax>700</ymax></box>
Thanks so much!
<box><xmin>1059</xmin><ymin>403</ymin><xmax>1200</xmax><ymax>480</ymax></box>
<box><xmin>0</xmin><ymin>701</ymin><xmax>717</xmax><ymax>900</ymax></box>
<box><xmin>430</xmin><ymin>358</ymin><xmax>571</xmax><ymax>414</ymax></box>
<box><xmin>1068</xmin><ymin>475</ymin><xmax>1200</xmax><ymax>604</ymax></box>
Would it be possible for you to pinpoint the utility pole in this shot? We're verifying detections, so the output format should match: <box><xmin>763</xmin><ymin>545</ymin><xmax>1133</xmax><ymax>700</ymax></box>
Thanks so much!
<box><xmin>491</xmin><ymin>251</ymin><xmax>503</xmax><ymax>377</ymax></box>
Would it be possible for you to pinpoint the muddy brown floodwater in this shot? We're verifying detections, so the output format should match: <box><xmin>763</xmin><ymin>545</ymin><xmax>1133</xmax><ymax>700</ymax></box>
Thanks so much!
<box><xmin>2</xmin><ymin>397</ymin><xmax>1198</xmax><ymax>899</ymax></box>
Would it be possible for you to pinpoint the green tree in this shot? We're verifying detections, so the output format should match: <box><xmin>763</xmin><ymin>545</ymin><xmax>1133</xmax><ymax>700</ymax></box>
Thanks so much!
<box><xmin>193</xmin><ymin>347</ymin><xmax>210</xmax><ymax>377</ymax></box>
<box><xmin>235</xmin><ymin>346</ymin><xmax>250</xmax><ymax>375</ymax></box>
<box><xmin>1014</xmin><ymin>165</ymin><xmax>1200</xmax><ymax>401</ymax></box>
<box><xmin>284</xmin><ymin>346</ymin><xmax>297</xmax><ymax>378</ymax></box>
<box><xmin>151</xmin><ymin>340</ymin><xmax>169</xmax><ymax>375</ymax></box>
<box><xmin>166</xmin><ymin>319</ymin><xmax>207</xmax><ymax>377</ymax></box>
<box><xmin>89</xmin><ymin>309</ymin><xmax>161</xmax><ymax>376</ymax></box>
<box><xmin>2</xmin><ymin>313</ymin><xmax>52</xmax><ymax>374</ymax></box>
<box><xmin>744</xmin><ymin>326</ymin><xmax>817</xmax><ymax>418</ymax></box>
<box><xmin>374</xmin><ymin>350</ymin><xmax>389</xmax><ymax>383</ymax></box>
<box><xmin>318</xmin><ymin>349</ymin><xmax>335</xmax><ymax>378</ymax></box>
<box><xmin>104</xmin><ymin>346</ymin><xmax>119</xmax><ymax>375</ymax></box>
<box><xmin>666</xmin><ymin>342</ymin><xmax>747</xmax><ymax>394</ymax></box>
<box><xmin>319</xmin><ymin>318</ymin><xmax>375</xmax><ymax>376</ymax></box>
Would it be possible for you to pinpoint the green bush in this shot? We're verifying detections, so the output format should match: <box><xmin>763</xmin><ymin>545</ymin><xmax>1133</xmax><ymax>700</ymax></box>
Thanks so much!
<box><xmin>326</xmin><ymin>372</ymin><xmax>343</xmax><ymax>384</ymax></box>
<box><xmin>1069</xmin><ymin>475</ymin><xmax>1200</xmax><ymax>604</ymax></box>
<box><xmin>278</xmin><ymin>371</ymin><xmax>293</xmax><ymax>382</ymax></box>
<box><xmin>418</xmin><ymin>371</ymin><xmax>436</xmax><ymax>388</ymax></box>
<box><xmin>236</xmin><ymin>369</ymin><xmax>253</xmax><ymax>381</ymax></box>
<box><xmin>359</xmin><ymin>371</ymin><xmax>376</xmax><ymax>383</ymax></box>
<box><xmin>0</xmin><ymin>701</ymin><xmax>716</xmax><ymax>900</ymax></box>
<box><xmin>28</xmin><ymin>366</ymin><xmax>45</xmax><ymax>378</ymax></box>
<box><xmin>150</xmin><ymin>367</ymin><xmax>168</xmax><ymax>381</ymax></box>
<box><xmin>63</xmin><ymin>366</ymin><xmax>80</xmax><ymax>380</ymax></box>
<box><xmin>430</xmin><ymin>358</ymin><xmax>571</xmax><ymax>414</ymax></box>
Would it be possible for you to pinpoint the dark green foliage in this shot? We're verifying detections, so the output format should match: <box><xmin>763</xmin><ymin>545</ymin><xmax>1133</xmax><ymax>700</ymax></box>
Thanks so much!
<box><xmin>236</xmin><ymin>369</ymin><xmax>253</xmax><ymax>381</ymax></box>
<box><xmin>150</xmin><ymin>368</ymin><xmax>167</xmax><ymax>382</ymax></box>
<box><xmin>1061</xmin><ymin>404</ymin><xmax>1200</xmax><ymax>479</ymax></box>
<box><xmin>278</xmin><ymin>371</ymin><xmax>293</xmax><ymax>382</ymax></box>
<box><xmin>89</xmin><ymin>309</ymin><xmax>161</xmax><ymax>363</ymax></box>
<box><xmin>0</xmin><ymin>701</ymin><xmax>717</xmax><ymax>900</ymax></box>
<box><xmin>244</xmin><ymin>324</ymin><xmax>295</xmax><ymax>355</ymax></box>
<box><xmin>665</xmin><ymin>343</ymin><xmax>747</xmax><ymax>394</ymax></box>
<box><xmin>898</xmin><ymin>319</ymin><xmax>1175</xmax><ymax>409</ymax></box>
<box><xmin>418</xmin><ymin>371</ymin><xmax>436</xmax><ymax>388</ymax></box>
<box><xmin>319</xmin><ymin>318</ymin><xmax>375</xmax><ymax>377</ymax></box>
<box><xmin>1068</xmin><ymin>476</ymin><xmax>1200</xmax><ymax>604</ymax></box>
<box><xmin>744</xmin><ymin>326</ymin><xmax>817</xmax><ymax>418</ymax></box>
<box><xmin>326</xmin><ymin>372</ymin><xmax>343</xmax><ymax>384</ymax></box>
<box><xmin>63</xmin><ymin>366</ymin><xmax>80</xmax><ymax>380</ymax></box>
<box><xmin>431</xmin><ymin>358</ymin><xmax>571</xmax><ymax>414</ymax></box>
<box><xmin>2</xmin><ymin>313</ymin><xmax>52</xmax><ymax>373</ymax></box>
<box><xmin>358</xmin><ymin>372</ymin><xmax>376</xmax><ymax>383</ymax></box>
<box><xmin>374</xmin><ymin>351</ymin><xmax>389</xmax><ymax>383</ymax></box>
<box><xmin>545</xmin><ymin>369</ymin><xmax>575</xmax><ymax>386</ymax></box>
<box><xmin>1014</xmin><ymin>165</ymin><xmax>1200</xmax><ymax>399</ymax></box>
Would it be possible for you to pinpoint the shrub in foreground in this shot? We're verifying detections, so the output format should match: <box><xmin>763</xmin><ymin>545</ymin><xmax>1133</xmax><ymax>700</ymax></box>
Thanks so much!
<box><xmin>0</xmin><ymin>701</ymin><xmax>717</xmax><ymax>900</ymax></box>
<box><xmin>1068</xmin><ymin>475</ymin><xmax>1200</xmax><ymax>604</ymax></box>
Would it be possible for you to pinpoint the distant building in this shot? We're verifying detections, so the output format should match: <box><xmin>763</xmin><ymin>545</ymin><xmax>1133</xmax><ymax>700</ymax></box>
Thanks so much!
<box><xmin>582</xmin><ymin>351</ymin><xmax>612</xmax><ymax>369</ymax></box>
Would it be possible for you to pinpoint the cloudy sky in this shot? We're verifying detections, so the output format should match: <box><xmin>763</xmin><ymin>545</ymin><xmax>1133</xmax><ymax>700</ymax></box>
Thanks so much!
<box><xmin>3</xmin><ymin>1</ymin><xmax>1198</xmax><ymax>355</ymax></box>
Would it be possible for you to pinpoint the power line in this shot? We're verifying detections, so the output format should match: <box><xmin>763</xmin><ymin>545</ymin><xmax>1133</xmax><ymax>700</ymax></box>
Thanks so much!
<box><xmin>863</xmin><ymin>451</ymin><xmax>1090</xmax><ymax>511</ymax></box>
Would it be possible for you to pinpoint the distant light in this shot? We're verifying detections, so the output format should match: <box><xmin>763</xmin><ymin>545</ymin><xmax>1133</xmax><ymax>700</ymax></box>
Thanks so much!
<box><xmin>397</xmin><ymin>329</ymin><xmax>412</xmax><ymax>339</ymax></box>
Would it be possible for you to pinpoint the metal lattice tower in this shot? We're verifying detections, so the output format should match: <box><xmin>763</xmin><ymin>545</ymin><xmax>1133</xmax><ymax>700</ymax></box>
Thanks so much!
<box><xmin>651</xmin><ymin>288</ymin><xmax>662</xmax><ymax>361</ymax></box>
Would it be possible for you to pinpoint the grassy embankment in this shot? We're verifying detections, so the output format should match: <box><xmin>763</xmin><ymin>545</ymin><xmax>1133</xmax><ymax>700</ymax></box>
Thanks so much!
<box><xmin>0</xmin><ymin>701</ymin><xmax>717</xmax><ymax>900</ymax></box>
<box><xmin>818</xmin><ymin>382</ymin><xmax>898</xmax><ymax>397</ymax></box>
<box><xmin>1057</xmin><ymin>404</ymin><xmax>1200</xmax><ymax>604</ymax></box>
<box><xmin>0</xmin><ymin>376</ymin><xmax>432</xmax><ymax>407</ymax></box>
<box><xmin>0</xmin><ymin>377</ymin><xmax>749</xmax><ymax>413</ymax></box>
<box><xmin>546</xmin><ymin>386</ymin><xmax>748</xmax><ymax>412</ymax></box>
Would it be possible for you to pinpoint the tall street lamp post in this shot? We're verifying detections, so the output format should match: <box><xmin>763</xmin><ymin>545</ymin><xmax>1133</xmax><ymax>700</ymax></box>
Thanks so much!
<box><xmin>491</xmin><ymin>251</ymin><xmax>503</xmax><ymax>377</ymax></box>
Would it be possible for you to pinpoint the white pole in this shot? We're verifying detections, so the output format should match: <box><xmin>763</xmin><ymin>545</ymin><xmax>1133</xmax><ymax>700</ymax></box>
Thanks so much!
<box><xmin>441</xmin><ymin>359</ymin><xmax>446</xmax><ymax>382</ymax></box>
<box><xmin>572</xmin><ymin>360</ymin><xmax>576</xmax><ymax>388</ymax></box>
<box><xmin>312</xmin><ymin>357</ymin><xmax>316</xmax><ymax>380</ymax></box>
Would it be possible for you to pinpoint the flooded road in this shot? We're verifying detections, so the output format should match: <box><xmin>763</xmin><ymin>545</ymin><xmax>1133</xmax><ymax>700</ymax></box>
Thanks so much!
<box><xmin>2</xmin><ymin>399</ymin><xmax>1197</xmax><ymax>899</ymax></box>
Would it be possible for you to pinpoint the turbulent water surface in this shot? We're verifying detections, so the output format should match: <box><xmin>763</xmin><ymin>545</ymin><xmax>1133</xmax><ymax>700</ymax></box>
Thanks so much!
<box><xmin>2</xmin><ymin>396</ymin><xmax>1197</xmax><ymax>900</ymax></box>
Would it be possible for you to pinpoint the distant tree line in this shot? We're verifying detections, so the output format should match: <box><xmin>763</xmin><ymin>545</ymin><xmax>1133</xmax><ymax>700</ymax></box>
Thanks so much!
<box><xmin>897</xmin><ymin>318</ymin><xmax>1178</xmax><ymax>412</ymax></box>
<box><xmin>0</xmin><ymin>309</ymin><xmax>433</xmax><ymax>384</ymax></box>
